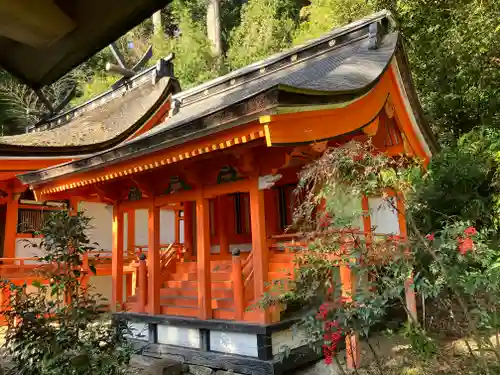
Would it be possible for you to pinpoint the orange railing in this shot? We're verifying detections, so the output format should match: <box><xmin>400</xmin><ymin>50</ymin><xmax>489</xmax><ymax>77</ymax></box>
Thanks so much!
<box><xmin>0</xmin><ymin>257</ymin><xmax>46</xmax><ymax>278</ymax></box>
<box><xmin>126</xmin><ymin>243</ymin><xmax>185</xmax><ymax>313</ymax></box>
<box><xmin>268</xmin><ymin>229</ymin><xmax>404</xmax><ymax>264</ymax></box>
<box><xmin>231</xmin><ymin>250</ymin><xmax>255</xmax><ymax>320</ymax></box>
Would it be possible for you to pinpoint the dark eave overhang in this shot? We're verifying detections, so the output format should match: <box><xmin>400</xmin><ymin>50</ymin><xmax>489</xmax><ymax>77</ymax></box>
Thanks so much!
<box><xmin>0</xmin><ymin>0</ymin><xmax>173</xmax><ymax>88</ymax></box>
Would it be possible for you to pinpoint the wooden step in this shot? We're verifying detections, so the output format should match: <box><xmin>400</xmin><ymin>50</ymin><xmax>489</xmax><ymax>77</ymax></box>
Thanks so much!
<box><xmin>160</xmin><ymin>288</ymin><xmax>197</xmax><ymax>298</ymax></box>
<box><xmin>161</xmin><ymin>305</ymin><xmax>199</xmax><ymax>317</ymax></box>
<box><xmin>161</xmin><ymin>296</ymin><xmax>198</xmax><ymax>307</ymax></box>
<box><xmin>211</xmin><ymin>281</ymin><xmax>232</xmax><ymax>290</ymax></box>
<box><xmin>211</xmin><ymin>263</ymin><xmax>232</xmax><ymax>273</ymax></box>
<box><xmin>213</xmin><ymin>308</ymin><xmax>235</xmax><ymax>320</ymax></box>
<box><xmin>212</xmin><ymin>289</ymin><xmax>233</xmax><ymax>299</ymax></box>
<box><xmin>210</xmin><ymin>260</ymin><xmax>232</xmax><ymax>265</ymax></box>
<box><xmin>211</xmin><ymin>298</ymin><xmax>234</xmax><ymax>309</ymax></box>
<box><xmin>175</xmin><ymin>262</ymin><xmax>197</xmax><ymax>273</ymax></box>
<box><xmin>211</xmin><ymin>272</ymin><xmax>232</xmax><ymax>282</ymax></box>
<box><xmin>170</xmin><ymin>272</ymin><xmax>197</xmax><ymax>281</ymax></box>
<box><xmin>167</xmin><ymin>280</ymin><xmax>197</xmax><ymax>289</ymax></box>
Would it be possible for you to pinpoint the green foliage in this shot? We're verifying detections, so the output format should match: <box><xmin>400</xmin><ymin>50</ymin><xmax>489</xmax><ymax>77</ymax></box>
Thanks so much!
<box><xmin>390</xmin><ymin>0</ymin><xmax>500</xmax><ymax>139</ymax></box>
<box><xmin>1</xmin><ymin>210</ymin><xmax>132</xmax><ymax>375</ymax></box>
<box><xmin>226</xmin><ymin>0</ymin><xmax>299</xmax><ymax>69</ymax></box>
<box><xmin>153</xmin><ymin>1</ymin><xmax>223</xmax><ymax>88</ymax></box>
<box><xmin>411</xmin><ymin>127</ymin><xmax>500</xmax><ymax>234</ymax></box>
<box><xmin>293</xmin><ymin>0</ymin><xmax>374</xmax><ymax>45</ymax></box>
<box><xmin>71</xmin><ymin>74</ymin><xmax>117</xmax><ymax>107</ymax></box>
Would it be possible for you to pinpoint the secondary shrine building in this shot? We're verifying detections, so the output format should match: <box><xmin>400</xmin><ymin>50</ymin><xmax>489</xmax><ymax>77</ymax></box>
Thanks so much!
<box><xmin>14</xmin><ymin>11</ymin><xmax>437</xmax><ymax>375</ymax></box>
<box><xmin>0</xmin><ymin>57</ymin><xmax>179</xmax><ymax>297</ymax></box>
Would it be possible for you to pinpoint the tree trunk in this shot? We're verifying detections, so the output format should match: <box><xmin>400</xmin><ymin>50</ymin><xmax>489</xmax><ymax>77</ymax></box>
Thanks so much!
<box><xmin>206</xmin><ymin>0</ymin><xmax>222</xmax><ymax>56</ymax></box>
<box><xmin>152</xmin><ymin>10</ymin><xmax>163</xmax><ymax>35</ymax></box>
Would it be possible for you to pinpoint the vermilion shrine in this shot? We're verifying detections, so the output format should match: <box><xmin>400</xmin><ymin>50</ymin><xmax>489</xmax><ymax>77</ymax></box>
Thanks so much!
<box><xmin>3</xmin><ymin>11</ymin><xmax>437</xmax><ymax>375</ymax></box>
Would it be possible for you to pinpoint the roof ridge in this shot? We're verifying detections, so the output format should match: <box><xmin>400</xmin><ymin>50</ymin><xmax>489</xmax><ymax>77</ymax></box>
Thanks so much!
<box><xmin>30</xmin><ymin>56</ymin><xmax>174</xmax><ymax>133</ymax></box>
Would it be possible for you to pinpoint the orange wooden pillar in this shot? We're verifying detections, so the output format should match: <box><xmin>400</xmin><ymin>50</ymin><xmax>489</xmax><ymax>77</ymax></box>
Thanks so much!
<box><xmin>3</xmin><ymin>197</ymin><xmax>18</xmax><ymax>259</ymax></box>
<box><xmin>397</xmin><ymin>195</ymin><xmax>417</xmax><ymax>323</ymax></box>
<box><xmin>125</xmin><ymin>210</ymin><xmax>135</xmax><ymax>298</ymax></box>
<box><xmin>340</xmin><ymin>264</ymin><xmax>360</xmax><ymax>369</ymax></box>
<box><xmin>138</xmin><ymin>254</ymin><xmax>147</xmax><ymax>312</ymax></box>
<box><xmin>217</xmin><ymin>196</ymin><xmax>230</xmax><ymax>256</ymax></box>
<box><xmin>148</xmin><ymin>201</ymin><xmax>161</xmax><ymax>315</ymax></box>
<box><xmin>196</xmin><ymin>192</ymin><xmax>212</xmax><ymax>319</ymax></box>
<box><xmin>184</xmin><ymin>202</ymin><xmax>194</xmax><ymax>260</ymax></box>
<box><xmin>111</xmin><ymin>204</ymin><xmax>124</xmax><ymax>311</ymax></box>
<box><xmin>249</xmin><ymin>179</ymin><xmax>269</xmax><ymax>323</ymax></box>
<box><xmin>232</xmin><ymin>249</ymin><xmax>244</xmax><ymax>320</ymax></box>
<box><xmin>127</xmin><ymin>210</ymin><xmax>136</xmax><ymax>255</ymax></box>
<box><xmin>174</xmin><ymin>209</ymin><xmax>181</xmax><ymax>244</ymax></box>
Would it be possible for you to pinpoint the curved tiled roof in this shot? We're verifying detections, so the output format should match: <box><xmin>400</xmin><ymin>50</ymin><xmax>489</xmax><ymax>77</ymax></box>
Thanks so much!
<box><xmin>0</xmin><ymin>79</ymin><xmax>168</xmax><ymax>147</ymax></box>
<box><xmin>0</xmin><ymin>60</ymin><xmax>179</xmax><ymax>156</ymax></box>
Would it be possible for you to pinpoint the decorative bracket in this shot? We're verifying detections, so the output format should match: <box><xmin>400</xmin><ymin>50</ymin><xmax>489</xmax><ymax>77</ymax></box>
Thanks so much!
<box><xmin>258</xmin><ymin>174</ymin><xmax>282</xmax><ymax>190</ymax></box>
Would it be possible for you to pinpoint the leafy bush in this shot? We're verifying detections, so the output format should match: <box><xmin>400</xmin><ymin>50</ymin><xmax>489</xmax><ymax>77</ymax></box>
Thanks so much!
<box><xmin>411</xmin><ymin>127</ymin><xmax>500</xmax><ymax>234</ymax></box>
<box><xmin>1</xmin><ymin>210</ymin><xmax>132</xmax><ymax>375</ymax></box>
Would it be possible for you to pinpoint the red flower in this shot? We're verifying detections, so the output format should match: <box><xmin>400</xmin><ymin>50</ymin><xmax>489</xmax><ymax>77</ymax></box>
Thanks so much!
<box><xmin>324</xmin><ymin>355</ymin><xmax>333</xmax><ymax>365</ymax></box>
<box><xmin>458</xmin><ymin>237</ymin><xmax>474</xmax><ymax>255</ymax></box>
<box><xmin>464</xmin><ymin>227</ymin><xmax>478</xmax><ymax>236</ymax></box>
<box><xmin>316</xmin><ymin>304</ymin><xmax>329</xmax><ymax>319</ymax></box>
<box><xmin>425</xmin><ymin>233</ymin><xmax>435</xmax><ymax>241</ymax></box>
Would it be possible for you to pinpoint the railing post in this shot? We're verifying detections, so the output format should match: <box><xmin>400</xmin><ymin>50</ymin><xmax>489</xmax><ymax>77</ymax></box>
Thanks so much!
<box><xmin>138</xmin><ymin>254</ymin><xmax>147</xmax><ymax>313</ymax></box>
<box><xmin>232</xmin><ymin>248</ymin><xmax>244</xmax><ymax>321</ymax></box>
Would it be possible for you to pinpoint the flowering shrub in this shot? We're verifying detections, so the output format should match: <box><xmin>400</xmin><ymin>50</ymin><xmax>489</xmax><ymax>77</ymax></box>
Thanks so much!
<box><xmin>262</xmin><ymin>141</ymin><xmax>500</xmax><ymax>374</ymax></box>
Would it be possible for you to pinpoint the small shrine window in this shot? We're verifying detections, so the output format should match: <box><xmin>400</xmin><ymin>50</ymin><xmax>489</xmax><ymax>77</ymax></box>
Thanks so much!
<box><xmin>277</xmin><ymin>184</ymin><xmax>298</xmax><ymax>231</ymax></box>
<box><xmin>232</xmin><ymin>192</ymin><xmax>250</xmax><ymax>235</ymax></box>
<box><xmin>17</xmin><ymin>209</ymin><xmax>52</xmax><ymax>233</ymax></box>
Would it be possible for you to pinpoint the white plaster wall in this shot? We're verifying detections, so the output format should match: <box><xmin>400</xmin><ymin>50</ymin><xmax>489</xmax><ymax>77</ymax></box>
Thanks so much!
<box><xmin>15</xmin><ymin>237</ymin><xmax>43</xmax><ymax>263</ymax></box>
<box><xmin>160</xmin><ymin>209</ymin><xmax>176</xmax><ymax>244</ymax></box>
<box><xmin>157</xmin><ymin>325</ymin><xmax>200</xmax><ymax>348</ymax></box>
<box><xmin>368</xmin><ymin>197</ymin><xmax>400</xmax><ymax>235</ymax></box>
<box><xmin>210</xmin><ymin>330</ymin><xmax>258</xmax><ymax>357</ymax></box>
<box><xmin>126</xmin><ymin>322</ymin><xmax>149</xmax><ymax>341</ymax></box>
<box><xmin>123</xmin><ymin>212</ymin><xmax>129</xmax><ymax>251</ymax></box>
<box><xmin>134</xmin><ymin>209</ymin><xmax>177</xmax><ymax>246</ymax></box>
<box><xmin>179</xmin><ymin>219</ymin><xmax>185</xmax><ymax>243</ymax></box>
<box><xmin>135</xmin><ymin>209</ymin><xmax>148</xmax><ymax>246</ymax></box>
<box><xmin>80</xmin><ymin>201</ymin><xmax>113</xmax><ymax>252</ymax></box>
<box><xmin>271</xmin><ymin>328</ymin><xmax>307</xmax><ymax>356</ymax></box>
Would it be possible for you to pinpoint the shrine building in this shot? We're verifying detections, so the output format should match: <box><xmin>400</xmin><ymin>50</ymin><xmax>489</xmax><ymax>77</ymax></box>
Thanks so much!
<box><xmin>13</xmin><ymin>11</ymin><xmax>437</xmax><ymax>375</ymax></box>
<box><xmin>0</xmin><ymin>56</ymin><xmax>179</xmax><ymax>298</ymax></box>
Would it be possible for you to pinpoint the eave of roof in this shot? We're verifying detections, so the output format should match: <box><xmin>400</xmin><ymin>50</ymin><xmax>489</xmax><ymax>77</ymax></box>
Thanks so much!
<box><xmin>0</xmin><ymin>0</ymin><xmax>173</xmax><ymax>88</ymax></box>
